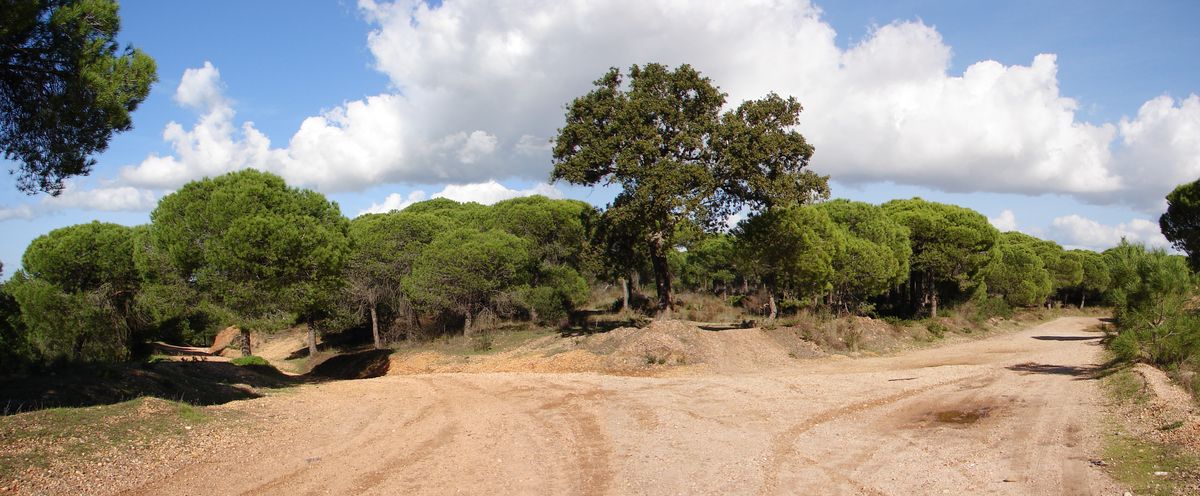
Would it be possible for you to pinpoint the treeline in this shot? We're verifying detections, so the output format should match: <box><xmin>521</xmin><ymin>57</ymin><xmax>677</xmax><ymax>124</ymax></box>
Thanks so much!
<box><xmin>0</xmin><ymin>168</ymin><xmax>1145</xmax><ymax>373</ymax></box>
<box><xmin>1</xmin><ymin>61</ymin><xmax>1195</xmax><ymax>376</ymax></box>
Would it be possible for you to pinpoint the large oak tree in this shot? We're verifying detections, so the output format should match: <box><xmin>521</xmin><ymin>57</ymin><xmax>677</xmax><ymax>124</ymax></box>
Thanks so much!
<box><xmin>551</xmin><ymin>63</ymin><xmax>827</xmax><ymax>316</ymax></box>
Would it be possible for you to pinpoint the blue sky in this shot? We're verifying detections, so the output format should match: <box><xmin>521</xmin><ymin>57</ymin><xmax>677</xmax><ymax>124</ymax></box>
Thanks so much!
<box><xmin>2</xmin><ymin>0</ymin><xmax>1199</xmax><ymax>275</ymax></box>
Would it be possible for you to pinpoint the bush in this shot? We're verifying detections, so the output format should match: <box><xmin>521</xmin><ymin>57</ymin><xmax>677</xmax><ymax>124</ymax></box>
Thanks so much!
<box><xmin>1109</xmin><ymin>331</ymin><xmax>1141</xmax><ymax>363</ymax></box>
<box><xmin>970</xmin><ymin>296</ymin><xmax>1013</xmax><ymax>323</ymax></box>
<box><xmin>231</xmin><ymin>355</ymin><xmax>270</xmax><ymax>367</ymax></box>
<box><xmin>926</xmin><ymin>321</ymin><xmax>948</xmax><ymax>339</ymax></box>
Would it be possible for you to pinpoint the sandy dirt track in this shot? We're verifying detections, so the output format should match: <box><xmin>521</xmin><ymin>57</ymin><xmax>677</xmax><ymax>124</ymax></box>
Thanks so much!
<box><xmin>126</xmin><ymin>317</ymin><xmax>1121</xmax><ymax>495</ymax></box>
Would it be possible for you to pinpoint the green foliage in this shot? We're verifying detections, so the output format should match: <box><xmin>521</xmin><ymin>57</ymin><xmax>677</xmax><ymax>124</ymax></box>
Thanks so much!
<box><xmin>1073</xmin><ymin>249</ymin><xmax>1112</xmax><ymax>306</ymax></box>
<box><xmin>9</xmin><ymin>222</ymin><xmax>141</xmax><ymax>364</ymax></box>
<box><xmin>404</xmin><ymin>228</ymin><xmax>531</xmax><ymax>333</ymax></box>
<box><xmin>551</xmin><ymin>63</ymin><xmax>828</xmax><ymax>313</ymax></box>
<box><xmin>817</xmin><ymin>200</ymin><xmax>911</xmax><ymax>309</ymax></box>
<box><xmin>402</xmin><ymin>198</ymin><xmax>491</xmax><ymax>228</ymax></box>
<box><xmin>734</xmin><ymin>206</ymin><xmax>842</xmax><ymax>315</ymax></box>
<box><xmin>344</xmin><ymin>211</ymin><xmax>449</xmax><ymax>343</ymax></box>
<box><xmin>230</xmin><ymin>355</ymin><xmax>270</xmax><ymax>367</ymax></box>
<box><xmin>1</xmin><ymin>0</ymin><xmax>157</xmax><ymax>194</ymax></box>
<box><xmin>489</xmin><ymin>196</ymin><xmax>599</xmax><ymax>272</ymax></box>
<box><xmin>679</xmin><ymin>234</ymin><xmax>737</xmax><ymax>293</ymax></box>
<box><xmin>22</xmin><ymin>221</ymin><xmax>137</xmax><ymax>293</ymax></box>
<box><xmin>520</xmin><ymin>265</ymin><xmax>590</xmax><ymax>325</ymax></box>
<box><xmin>926</xmin><ymin>321</ymin><xmax>948</xmax><ymax>339</ymax></box>
<box><xmin>148</xmin><ymin>170</ymin><xmax>350</xmax><ymax>349</ymax></box>
<box><xmin>984</xmin><ymin>238</ymin><xmax>1053</xmax><ymax>307</ymax></box>
<box><xmin>1104</xmin><ymin>241</ymin><xmax>1199</xmax><ymax>367</ymax></box>
<box><xmin>0</xmin><ymin>280</ymin><xmax>33</xmax><ymax>373</ymax></box>
<box><xmin>882</xmin><ymin>198</ymin><xmax>998</xmax><ymax>315</ymax></box>
<box><xmin>1161</xmin><ymin>178</ymin><xmax>1200</xmax><ymax>272</ymax></box>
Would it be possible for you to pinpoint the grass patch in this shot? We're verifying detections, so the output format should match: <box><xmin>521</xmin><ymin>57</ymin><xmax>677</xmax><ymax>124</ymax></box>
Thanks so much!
<box><xmin>0</xmin><ymin>397</ymin><xmax>224</xmax><ymax>480</ymax></box>
<box><xmin>1103</xmin><ymin>424</ymin><xmax>1198</xmax><ymax>496</ymax></box>
<box><xmin>1104</xmin><ymin>367</ymin><xmax>1149</xmax><ymax>404</ymax></box>
<box><xmin>1101</xmin><ymin>366</ymin><xmax>1200</xmax><ymax>495</ymax></box>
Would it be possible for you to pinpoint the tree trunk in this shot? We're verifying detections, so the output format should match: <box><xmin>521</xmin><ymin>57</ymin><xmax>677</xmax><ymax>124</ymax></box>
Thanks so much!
<box><xmin>370</xmin><ymin>304</ymin><xmax>381</xmax><ymax>349</ymax></box>
<box><xmin>463</xmin><ymin>310</ymin><xmax>474</xmax><ymax>337</ymax></box>
<box><xmin>307</xmin><ymin>324</ymin><xmax>317</xmax><ymax>357</ymax></box>
<box><xmin>649</xmin><ymin>233</ymin><xmax>673</xmax><ymax>319</ymax></box>
<box><xmin>931</xmin><ymin>290</ymin><xmax>939</xmax><ymax>319</ymax></box>
<box><xmin>240</xmin><ymin>328</ymin><xmax>252</xmax><ymax>357</ymax></box>
<box><xmin>767</xmin><ymin>289</ymin><xmax>778</xmax><ymax>321</ymax></box>
<box><xmin>620</xmin><ymin>276</ymin><xmax>630</xmax><ymax>313</ymax></box>
<box><xmin>1079</xmin><ymin>293</ymin><xmax>1086</xmax><ymax>310</ymax></box>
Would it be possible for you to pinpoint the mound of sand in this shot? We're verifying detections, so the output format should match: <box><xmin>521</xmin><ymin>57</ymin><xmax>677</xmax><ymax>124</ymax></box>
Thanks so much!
<box><xmin>389</xmin><ymin>320</ymin><xmax>824</xmax><ymax>376</ymax></box>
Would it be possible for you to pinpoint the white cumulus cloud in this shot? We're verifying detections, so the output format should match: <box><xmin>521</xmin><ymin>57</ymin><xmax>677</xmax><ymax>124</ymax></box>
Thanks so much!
<box><xmin>105</xmin><ymin>1</ymin><xmax>1200</xmax><ymax>213</ymax></box>
<box><xmin>359</xmin><ymin>180</ymin><xmax>563</xmax><ymax>217</ymax></box>
<box><xmin>1048</xmin><ymin>214</ymin><xmax>1170</xmax><ymax>251</ymax></box>
<box><xmin>0</xmin><ymin>205</ymin><xmax>35</xmax><ymax>222</ymax></box>
<box><xmin>988</xmin><ymin>209</ymin><xmax>1018</xmax><ymax>232</ymax></box>
<box><xmin>43</xmin><ymin>185</ymin><xmax>158</xmax><ymax>212</ymax></box>
<box><xmin>432</xmin><ymin>180</ymin><xmax>561</xmax><ymax>205</ymax></box>
<box><xmin>357</xmin><ymin>190</ymin><xmax>428</xmax><ymax>216</ymax></box>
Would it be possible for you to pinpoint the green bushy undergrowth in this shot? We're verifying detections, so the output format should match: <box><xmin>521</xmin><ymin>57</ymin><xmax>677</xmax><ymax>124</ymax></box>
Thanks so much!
<box><xmin>231</xmin><ymin>355</ymin><xmax>270</xmax><ymax>367</ymax></box>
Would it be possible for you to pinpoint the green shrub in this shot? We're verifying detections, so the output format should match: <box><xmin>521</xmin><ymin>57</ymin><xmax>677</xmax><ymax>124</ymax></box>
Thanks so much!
<box><xmin>1110</xmin><ymin>331</ymin><xmax>1141</xmax><ymax>363</ymax></box>
<box><xmin>926</xmin><ymin>321</ymin><xmax>948</xmax><ymax>339</ymax></box>
<box><xmin>231</xmin><ymin>355</ymin><xmax>270</xmax><ymax>367</ymax></box>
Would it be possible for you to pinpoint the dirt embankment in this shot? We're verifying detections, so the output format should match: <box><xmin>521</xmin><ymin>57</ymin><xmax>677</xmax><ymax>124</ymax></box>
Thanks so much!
<box><xmin>389</xmin><ymin>320</ymin><xmax>825</xmax><ymax>376</ymax></box>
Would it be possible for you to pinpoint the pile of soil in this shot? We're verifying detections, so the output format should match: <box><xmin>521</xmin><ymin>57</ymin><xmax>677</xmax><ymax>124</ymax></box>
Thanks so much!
<box><xmin>389</xmin><ymin>320</ymin><xmax>823</xmax><ymax>376</ymax></box>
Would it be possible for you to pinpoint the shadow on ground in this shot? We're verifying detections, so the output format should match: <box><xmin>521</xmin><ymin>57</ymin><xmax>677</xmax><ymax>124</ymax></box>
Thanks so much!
<box><xmin>0</xmin><ymin>348</ymin><xmax>395</xmax><ymax>416</ymax></box>
<box><xmin>1006</xmin><ymin>361</ymin><xmax>1101</xmax><ymax>379</ymax></box>
<box><xmin>1031</xmin><ymin>335</ymin><xmax>1102</xmax><ymax>341</ymax></box>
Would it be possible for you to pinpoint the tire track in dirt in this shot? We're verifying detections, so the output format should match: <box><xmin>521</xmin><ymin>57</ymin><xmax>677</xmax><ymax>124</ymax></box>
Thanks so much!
<box><xmin>758</xmin><ymin>375</ymin><xmax>978</xmax><ymax>496</ymax></box>
<box><xmin>530</xmin><ymin>383</ymin><xmax>615</xmax><ymax>496</ymax></box>
<box><xmin>244</xmin><ymin>380</ymin><xmax>442</xmax><ymax>495</ymax></box>
<box><xmin>102</xmin><ymin>317</ymin><xmax>1121</xmax><ymax>496</ymax></box>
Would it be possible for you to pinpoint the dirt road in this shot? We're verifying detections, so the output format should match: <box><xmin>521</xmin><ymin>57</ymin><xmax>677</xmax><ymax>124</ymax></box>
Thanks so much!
<box><xmin>127</xmin><ymin>317</ymin><xmax>1121</xmax><ymax>495</ymax></box>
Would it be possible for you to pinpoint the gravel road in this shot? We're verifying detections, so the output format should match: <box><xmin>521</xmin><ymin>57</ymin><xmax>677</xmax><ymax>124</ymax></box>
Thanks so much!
<box><xmin>123</xmin><ymin>316</ymin><xmax>1119</xmax><ymax>495</ymax></box>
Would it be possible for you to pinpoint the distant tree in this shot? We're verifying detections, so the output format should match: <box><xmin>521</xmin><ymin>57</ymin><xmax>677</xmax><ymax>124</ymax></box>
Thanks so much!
<box><xmin>552</xmin><ymin>63</ymin><xmax>828</xmax><ymax>317</ymax></box>
<box><xmin>882</xmin><ymin>198</ymin><xmax>998</xmax><ymax>318</ymax></box>
<box><xmin>1</xmin><ymin>0</ymin><xmax>157</xmax><ymax>194</ymax></box>
<box><xmin>402</xmin><ymin>198</ymin><xmax>491</xmax><ymax>228</ymax></box>
<box><xmin>591</xmin><ymin>208</ymin><xmax>651</xmax><ymax>314</ymax></box>
<box><xmin>345</xmin><ymin>211</ymin><xmax>448</xmax><ymax>347</ymax></box>
<box><xmin>734</xmin><ymin>206</ymin><xmax>842</xmax><ymax>320</ymax></box>
<box><xmin>983</xmin><ymin>241</ymin><xmax>1053</xmax><ymax>307</ymax></box>
<box><xmin>404</xmin><ymin>228</ymin><xmax>531</xmax><ymax>336</ymax></box>
<box><xmin>998</xmin><ymin>232</ymin><xmax>1082</xmax><ymax>304</ymax></box>
<box><xmin>489</xmin><ymin>196</ymin><xmax>599</xmax><ymax>272</ymax></box>
<box><xmin>817</xmin><ymin>200</ymin><xmax>911</xmax><ymax>312</ymax></box>
<box><xmin>148</xmin><ymin>170</ymin><xmax>350</xmax><ymax>356</ymax></box>
<box><xmin>519</xmin><ymin>265</ymin><xmax>590</xmax><ymax>325</ymax></box>
<box><xmin>9</xmin><ymin>221</ymin><xmax>139</xmax><ymax>362</ymax></box>
<box><xmin>0</xmin><ymin>278</ymin><xmax>30</xmax><ymax>373</ymax></box>
<box><xmin>1071</xmin><ymin>249</ymin><xmax>1111</xmax><ymax>309</ymax></box>
<box><xmin>680</xmin><ymin>234</ymin><xmax>737</xmax><ymax>296</ymax></box>
<box><xmin>1161</xmin><ymin>179</ymin><xmax>1200</xmax><ymax>271</ymax></box>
